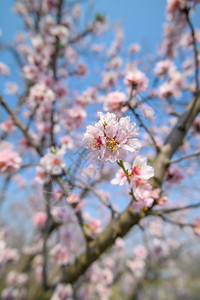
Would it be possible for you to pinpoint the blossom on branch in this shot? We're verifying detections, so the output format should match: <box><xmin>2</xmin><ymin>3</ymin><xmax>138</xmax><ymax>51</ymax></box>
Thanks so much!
<box><xmin>28</xmin><ymin>83</ymin><xmax>55</xmax><ymax>106</ymax></box>
<box><xmin>124</xmin><ymin>69</ymin><xmax>148</xmax><ymax>93</ymax></box>
<box><xmin>83</xmin><ymin>112</ymin><xmax>141</xmax><ymax>162</ymax></box>
<box><xmin>50</xmin><ymin>284</ymin><xmax>73</xmax><ymax>300</ymax></box>
<box><xmin>0</xmin><ymin>142</ymin><xmax>22</xmax><ymax>174</ymax></box>
<box><xmin>40</xmin><ymin>147</ymin><xmax>66</xmax><ymax>175</ymax></box>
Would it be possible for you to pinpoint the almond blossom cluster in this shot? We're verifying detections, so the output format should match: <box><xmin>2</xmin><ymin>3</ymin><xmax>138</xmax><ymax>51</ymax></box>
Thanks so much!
<box><xmin>124</xmin><ymin>68</ymin><xmax>148</xmax><ymax>93</ymax></box>
<box><xmin>111</xmin><ymin>155</ymin><xmax>156</xmax><ymax>211</ymax></box>
<box><xmin>28</xmin><ymin>83</ymin><xmax>55</xmax><ymax>107</ymax></box>
<box><xmin>77</xmin><ymin>264</ymin><xmax>113</xmax><ymax>300</ymax></box>
<box><xmin>40</xmin><ymin>147</ymin><xmax>66</xmax><ymax>175</ymax></box>
<box><xmin>0</xmin><ymin>142</ymin><xmax>22</xmax><ymax>174</ymax></box>
<box><xmin>84</xmin><ymin>112</ymin><xmax>141</xmax><ymax>162</ymax></box>
<box><xmin>0</xmin><ymin>61</ymin><xmax>10</xmax><ymax>75</ymax></box>
<box><xmin>103</xmin><ymin>91</ymin><xmax>128</xmax><ymax>116</ymax></box>
<box><xmin>165</xmin><ymin>164</ymin><xmax>184</xmax><ymax>184</ymax></box>
<box><xmin>50</xmin><ymin>244</ymin><xmax>69</xmax><ymax>266</ymax></box>
<box><xmin>50</xmin><ymin>284</ymin><xmax>73</xmax><ymax>300</ymax></box>
<box><xmin>0</xmin><ymin>239</ymin><xmax>19</xmax><ymax>273</ymax></box>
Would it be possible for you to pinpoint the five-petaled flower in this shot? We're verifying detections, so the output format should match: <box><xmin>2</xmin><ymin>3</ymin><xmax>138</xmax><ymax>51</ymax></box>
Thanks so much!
<box><xmin>83</xmin><ymin>112</ymin><xmax>141</xmax><ymax>162</ymax></box>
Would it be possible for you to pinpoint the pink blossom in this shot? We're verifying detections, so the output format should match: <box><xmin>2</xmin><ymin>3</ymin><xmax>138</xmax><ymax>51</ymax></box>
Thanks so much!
<box><xmin>0</xmin><ymin>62</ymin><xmax>10</xmax><ymax>75</ymax></box>
<box><xmin>0</xmin><ymin>241</ymin><xmax>19</xmax><ymax>267</ymax></box>
<box><xmin>50</xmin><ymin>284</ymin><xmax>73</xmax><ymax>300</ymax></box>
<box><xmin>128</xmin><ymin>43</ymin><xmax>141</xmax><ymax>54</ymax></box>
<box><xmin>133</xmin><ymin>184</ymin><xmax>154</xmax><ymax>212</ymax></box>
<box><xmin>6</xmin><ymin>271</ymin><xmax>28</xmax><ymax>286</ymax></box>
<box><xmin>40</xmin><ymin>148</ymin><xmax>66</xmax><ymax>175</ymax></box>
<box><xmin>13</xmin><ymin>2</ymin><xmax>28</xmax><ymax>15</ymax></box>
<box><xmin>23</xmin><ymin>64</ymin><xmax>38</xmax><ymax>80</ymax></box>
<box><xmin>55</xmin><ymin>85</ymin><xmax>68</xmax><ymax>99</ymax></box>
<box><xmin>114</xmin><ymin>237</ymin><xmax>125</xmax><ymax>250</ymax></box>
<box><xmin>124</xmin><ymin>69</ymin><xmax>148</xmax><ymax>93</ymax></box>
<box><xmin>73</xmin><ymin>3</ymin><xmax>81</xmax><ymax>19</ymax></box>
<box><xmin>51</xmin><ymin>244</ymin><xmax>69</xmax><ymax>266</ymax></box>
<box><xmin>134</xmin><ymin>245</ymin><xmax>148</xmax><ymax>259</ymax></box>
<box><xmin>194</xmin><ymin>217</ymin><xmax>200</xmax><ymax>235</ymax></box>
<box><xmin>154</xmin><ymin>59</ymin><xmax>176</xmax><ymax>77</ymax></box>
<box><xmin>139</xmin><ymin>104</ymin><xmax>155</xmax><ymax>120</ymax></box>
<box><xmin>0</xmin><ymin>117</ymin><xmax>16</xmax><ymax>133</ymax></box>
<box><xmin>13</xmin><ymin>174</ymin><xmax>26</xmax><ymax>187</ymax></box>
<box><xmin>111</xmin><ymin>162</ymin><xmax>130</xmax><ymax>186</ymax></box>
<box><xmin>106</xmin><ymin>56</ymin><xmax>123</xmax><ymax>69</ymax></box>
<box><xmin>180</xmin><ymin>29</ymin><xmax>200</xmax><ymax>47</ymax></box>
<box><xmin>131</xmin><ymin>155</ymin><xmax>154</xmax><ymax>180</ymax></box>
<box><xmin>157</xmin><ymin>195</ymin><xmax>168</xmax><ymax>205</ymax></box>
<box><xmin>85</xmin><ymin>218</ymin><xmax>101</xmax><ymax>237</ymax></box>
<box><xmin>60</xmin><ymin>135</ymin><xmax>74</xmax><ymax>149</ymax></box>
<box><xmin>50</xmin><ymin>25</ymin><xmax>69</xmax><ymax>43</ymax></box>
<box><xmin>193</xmin><ymin>116</ymin><xmax>200</xmax><ymax>133</ymax></box>
<box><xmin>65</xmin><ymin>106</ymin><xmax>87</xmax><ymax>130</ymax></box>
<box><xmin>33</xmin><ymin>212</ymin><xmax>47</xmax><ymax>228</ymax></box>
<box><xmin>169</xmin><ymin>71</ymin><xmax>184</xmax><ymax>88</ymax></box>
<box><xmin>101</xmin><ymin>71</ymin><xmax>119</xmax><ymax>90</ymax></box>
<box><xmin>101</xmin><ymin>268</ymin><xmax>113</xmax><ymax>285</ymax></box>
<box><xmin>76</xmin><ymin>87</ymin><xmax>96</xmax><ymax>107</ymax></box>
<box><xmin>103</xmin><ymin>91</ymin><xmax>128</xmax><ymax>116</ymax></box>
<box><xmin>166</xmin><ymin>0</ymin><xmax>189</xmax><ymax>20</ymax></box>
<box><xmin>67</xmin><ymin>194</ymin><xmax>80</xmax><ymax>204</ymax></box>
<box><xmin>127</xmin><ymin>258</ymin><xmax>145</xmax><ymax>276</ymax></box>
<box><xmin>75</xmin><ymin>63</ymin><xmax>88</xmax><ymax>77</ymax></box>
<box><xmin>165</xmin><ymin>165</ymin><xmax>184</xmax><ymax>184</ymax></box>
<box><xmin>28</xmin><ymin>83</ymin><xmax>55</xmax><ymax>106</ymax></box>
<box><xmin>0</xmin><ymin>142</ymin><xmax>21</xmax><ymax>174</ymax></box>
<box><xmin>158</xmin><ymin>82</ymin><xmax>181</xmax><ymax>99</ymax></box>
<box><xmin>112</xmin><ymin>156</ymin><xmax>154</xmax><ymax>187</ymax></box>
<box><xmin>4</xmin><ymin>82</ymin><xmax>18</xmax><ymax>94</ymax></box>
<box><xmin>84</xmin><ymin>112</ymin><xmax>141</xmax><ymax>162</ymax></box>
<box><xmin>51</xmin><ymin>207</ymin><xmax>71</xmax><ymax>223</ymax></box>
<box><xmin>64</xmin><ymin>46</ymin><xmax>78</xmax><ymax>64</ymax></box>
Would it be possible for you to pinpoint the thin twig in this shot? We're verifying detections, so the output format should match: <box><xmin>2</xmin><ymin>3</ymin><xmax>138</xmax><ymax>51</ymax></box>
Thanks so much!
<box><xmin>150</xmin><ymin>202</ymin><xmax>200</xmax><ymax>215</ymax></box>
<box><xmin>0</xmin><ymin>95</ymin><xmax>43</xmax><ymax>155</ymax></box>
<box><xmin>129</xmin><ymin>105</ymin><xmax>160</xmax><ymax>151</ymax></box>
<box><xmin>170</xmin><ymin>150</ymin><xmax>200</xmax><ymax>164</ymax></box>
<box><xmin>184</xmin><ymin>8</ymin><xmax>199</xmax><ymax>93</ymax></box>
<box><xmin>157</xmin><ymin>214</ymin><xmax>194</xmax><ymax>228</ymax></box>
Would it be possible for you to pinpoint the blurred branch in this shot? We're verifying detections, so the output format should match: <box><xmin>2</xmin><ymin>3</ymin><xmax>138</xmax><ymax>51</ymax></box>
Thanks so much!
<box><xmin>184</xmin><ymin>8</ymin><xmax>199</xmax><ymax>93</ymax></box>
<box><xmin>0</xmin><ymin>43</ymin><xmax>24</xmax><ymax>68</ymax></box>
<box><xmin>128</xmin><ymin>104</ymin><xmax>160</xmax><ymax>151</ymax></box>
<box><xmin>150</xmin><ymin>202</ymin><xmax>200</xmax><ymax>215</ymax></box>
<box><xmin>0</xmin><ymin>175</ymin><xmax>12</xmax><ymax>205</ymax></box>
<box><xmin>0</xmin><ymin>95</ymin><xmax>43</xmax><ymax>155</ymax></box>
<box><xmin>170</xmin><ymin>150</ymin><xmax>200</xmax><ymax>164</ymax></box>
<box><xmin>61</xmin><ymin>206</ymin><xmax>141</xmax><ymax>284</ymax></box>
<box><xmin>156</xmin><ymin>214</ymin><xmax>194</xmax><ymax>228</ymax></box>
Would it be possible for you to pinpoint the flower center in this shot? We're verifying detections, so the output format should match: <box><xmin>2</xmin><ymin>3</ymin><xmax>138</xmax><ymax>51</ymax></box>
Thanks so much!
<box><xmin>53</xmin><ymin>158</ymin><xmax>61</xmax><ymax>165</ymax></box>
<box><xmin>106</xmin><ymin>138</ymin><xmax>119</xmax><ymax>152</ymax></box>
<box><xmin>91</xmin><ymin>136</ymin><xmax>102</xmax><ymax>149</ymax></box>
<box><xmin>132</xmin><ymin>164</ymin><xmax>141</xmax><ymax>176</ymax></box>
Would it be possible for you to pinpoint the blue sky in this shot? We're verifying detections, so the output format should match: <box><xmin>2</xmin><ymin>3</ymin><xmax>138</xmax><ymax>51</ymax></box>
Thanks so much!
<box><xmin>0</xmin><ymin>1</ymin><xmax>199</xmax><ymax>51</ymax></box>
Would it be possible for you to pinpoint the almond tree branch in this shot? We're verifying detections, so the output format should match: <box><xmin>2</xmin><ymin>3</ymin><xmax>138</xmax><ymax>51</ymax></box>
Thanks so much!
<box><xmin>184</xmin><ymin>8</ymin><xmax>199</xmax><ymax>92</ymax></box>
<box><xmin>61</xmin><ymin>206</ymin><xmax>141</xmax><ymax>284</ymax></box>
<box><xmin>151</xmin><ymin>93</ymin><xmax>200</xmax><ymax>188</ymax></box>
<box><xmin>0</xmin><ymin>95</ymin><xmax>43</xmax><ymax>156</ymax></box>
